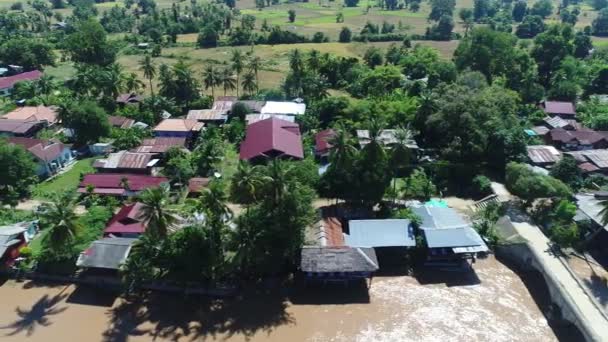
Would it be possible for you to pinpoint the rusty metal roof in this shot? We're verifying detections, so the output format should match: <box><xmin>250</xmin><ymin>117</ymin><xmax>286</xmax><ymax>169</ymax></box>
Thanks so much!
<box><xmin>186</xmin><ymin>109</ymin><xmax>227</xmax><ymax>122</ymax></box>
<box><xmin>526</xmin><ymin>145</ymin><xmax>561</xmax><ymax>165</ymax></box>
<box><xmin>95</xmin><ymin>151</ymin><xmax>156</xmax><ymax>170</ymax></box>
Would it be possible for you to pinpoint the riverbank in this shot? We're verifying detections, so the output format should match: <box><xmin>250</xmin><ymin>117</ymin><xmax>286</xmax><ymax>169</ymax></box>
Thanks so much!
<box><xmin>0</xmin><ymin>256</ymin><xmax>558</xmax><ymax>341</ymax></box>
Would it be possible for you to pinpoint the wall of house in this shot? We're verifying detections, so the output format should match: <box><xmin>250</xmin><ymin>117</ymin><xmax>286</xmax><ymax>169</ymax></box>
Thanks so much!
<box><xmin>154</xmin><ymin>131</ymin><xmax>190</xmax><ymax>138</ymax></box>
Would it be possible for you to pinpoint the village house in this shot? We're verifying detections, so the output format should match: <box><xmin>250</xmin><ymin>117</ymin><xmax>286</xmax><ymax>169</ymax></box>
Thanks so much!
<box><xmin>104</xmin><ymin>203</ymin><xmax>147</xmax><ymax>238</ymax></box>
<box><xmin>412</xmin><ymin>205</ymin><xmax>488</xmax><ymax>267</ymax></box>
<box><xmin>566</xmin><ymin>149</ymin><xmax>608</xmax><ymax>175</ymax></box>
<box><xmin>300</xmin><ymin>246</ymin><xmax>379</xmax><ymax>286</ymax></box>
<box><xmin>93</xmin><ymin>151</ymin><xmax>159</xmax><ymax>175</ymax></box>
<box><xmin>0</xmin><ymin>119</ymin><xmax>44</xmax><ymax>137</ymax></box>
<box><xmin>7</xmin><ymin>137</ymin><xmax>74</xmax><ymax>177</ymax></box>
<box><xmin>212</xmin><ymin>96</ymin><xmax>238</xmax><ymax>112</ymax></box>
<box><xmin>131</xmin><ymin>137</ymin><xmax>187</xmax><ymax>155</ymax></box>
<box><xmin>76</xmin><ymin>237</ymin><xmax>137</xmax><ymax>270</ymax></box>
<box><xmin>245</xmin><ymin>114</ymin><xmax>294</xmax><ymax>125</ymax></box>
<box><xmin>186</xmin><ymin>109</ymin><xmax>228</xmax><ymax>125</ymax></box>
<box><xmin>541</xmin><ymin>100</ymin><xmax>577</xmax><ymax>119</ymax></box>
<box><xmin>314</xmin><ymin>129</ymin><xmax>336</xmax><ymax>161</ymax></box>
<box><xmin>0</xmin><ymin>224</ymin><xmax>31</xmax><ymax>267</ymax></box>
<box><xmin>115</xmin><ymin>93</ymin><xmax>143</xmax><ymax>105</ymax></box>
<box><xmin>239</xmin><ymin>117</ymin><xmax>304</xmax><ymax>162</ymax></box>
<box><xmin>77</xmin><ymin>173</ymin><xmax>168</xmax><ymax>197</ymax></box>
<box><xmin>260</xmin><ymin>101</ymin><xmax>306</xmax><ymax>116</ymax></box>
<box><xmin>526</xmin><ymin>145</ymin><xmax>562</xmax><ymax>168</ymax></box>
<box><xmin>574</xmin><ymin>193</ymin><xmax>608</xmax><ymax>247</ymax></box>
<box><xmin>108</xmin><ymin>115</ymin><xmax>135</xmax><ymax>129</ymax></box>
<box><xmin>0</xmin><ymin>70</ymin><xmax>42</xmax><ymax>97</ymax></box>
<box><xmin>356</xmin><ymin>129</ymin><xmax>419</xmax><ymax>150</ymax></box>
<box><xmin>153</xmin><ymin>119</ymin><xmax>203</xmax><ymax>138</ymax></box>
<box><xmin>544</xmin><ymin>128</ymin><xmax>608</xmax><ymax>151</ymax></box>
<box><xmin>1</xmin><ymin>105</ymin><xmax>58</xmax><ymax>126</ymax></box>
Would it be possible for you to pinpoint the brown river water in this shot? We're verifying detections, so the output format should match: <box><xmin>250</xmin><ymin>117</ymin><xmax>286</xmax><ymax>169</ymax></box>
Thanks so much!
<box><xmin>0</xmin><ymin>256</ymin><xmax>560</xmax><ymax>342</ymax></box>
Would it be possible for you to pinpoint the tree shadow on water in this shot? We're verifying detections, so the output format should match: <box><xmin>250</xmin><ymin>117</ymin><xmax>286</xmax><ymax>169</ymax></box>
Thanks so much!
<box><xmin>0</xmin><ymin>290</ymin><xmax>69</xmax><ymax>337</ymax></box>
<box><xmin>103</xmin><ymin>291</ymin><xmax>294</xmax><ymax>342</ymax></box>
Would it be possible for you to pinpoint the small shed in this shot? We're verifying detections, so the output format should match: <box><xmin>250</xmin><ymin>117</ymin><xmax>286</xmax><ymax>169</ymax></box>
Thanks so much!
<box><xmin>76</xmin><ymin>237</ymin><xmax>136</xmax><ymax>270</ymax></box>
<box><xmin>300</xmin><ymin>246</ymin><xmax>379</xmax><ymax>285</ymax></box>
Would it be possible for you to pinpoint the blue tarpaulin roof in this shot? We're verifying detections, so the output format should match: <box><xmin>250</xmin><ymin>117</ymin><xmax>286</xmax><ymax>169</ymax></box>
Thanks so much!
<box><xmin>345</xmin><ymin>219</ymin><xmax>416</xmax><ymax>247</ymax></box>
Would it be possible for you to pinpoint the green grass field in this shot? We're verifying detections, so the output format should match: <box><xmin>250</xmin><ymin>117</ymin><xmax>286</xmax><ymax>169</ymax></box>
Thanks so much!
<box><xmin>32</xmin><ymin>158</ymin><xmax>95</xmax><ymax>200</ymax></box>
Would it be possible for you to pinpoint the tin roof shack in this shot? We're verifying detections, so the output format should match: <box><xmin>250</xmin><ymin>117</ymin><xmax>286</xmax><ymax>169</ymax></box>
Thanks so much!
<box><xmin>412</xmin><ymin>206</ymin><xmax>488</xmax><ymax>268</ymax></box>
<box><xmin>574</xmin><ymin>193</ymin><xmax>608</xmax><ymax>246</ymax></box>
<box><xmin>527</xmin><ymin>145</ymin><xmax>562</xmax><ymax>168</ymax></box>
<box><xmin>545</xmin><ymin>128</ymin><xmax>608</xmax><ymax>151</ymax></box>
<box><xmin>356</xmin><ymin>129</ymin><xmax>419</xmax><ymax>150</ymax></box>
<box><xmin>566</xmin><ymin>149</ymin><xmax>608</xmax><ymax>175</ymax></box>
<box><xmin>187</xmin><ymin>109</ymin><xmax>228</xmax><ymax>125</ymax></box>
<box><xmin>261</xmin><ymin>101</ymin><xmax>306</xmax><ymax>116</ymax></box>
<box><xmin>104</xmin><ymin>203</ymin><xmax>146</xmax><ymax>238</ymax></box>
<box><xmin>0</xmin><ymin>225</ymin><xmax>28</xmax><ymax>267</ymax></box>
<box><xmin>108</xmin><ymin>115</ymin><xmax>135</xmax><ymax>129</ymax></box>
<box><xmin>76</xmin><ymin>237</ymin><xmax>136</xmax><ymax>271</ymax></box>
<box><xmin>131</xmin><ymin>137</ymin><xmax>187</xmax><ymax>155</ymax></box>
<box><xmin>93</xmin><ymin>151</ymin><xmax>160</xmax><ymax>175</ymax></box>
<box><xmin>345</xmin><ymin>219</ymin><xmax>416</xmax><ymax>268</ymax></box>
<box><xmin>541</xmin><ymin>101</ymin><xmax>577</xmax><ymax>119</ymax></box>
<box><xmin>0</xmin><ymin>119</ymin><xmax>45</xmax><ymax>137</ymax></box>
<box><xmin>300</xmin><ymin>247</ymin><xmax>379</xmax><ymax>286</ymax></box>
<box><xmin>153</xmin><ymin>119</ymin><xmax>203</xmax><ymax>139</ymax></box>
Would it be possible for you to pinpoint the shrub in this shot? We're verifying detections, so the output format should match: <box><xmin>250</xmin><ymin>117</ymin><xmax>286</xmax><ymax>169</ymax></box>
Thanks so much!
<box><xmin>472</xmin><ymin>175</ymin><xmax>492</xmax><ymax>197</ymax></box>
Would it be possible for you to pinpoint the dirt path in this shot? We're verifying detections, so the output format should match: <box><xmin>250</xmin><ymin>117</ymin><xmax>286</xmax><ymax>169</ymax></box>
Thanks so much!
<box><xmin>0</xmin><ymin>257</ymin><xmax>557</xmax><ymax>342</ymax></box>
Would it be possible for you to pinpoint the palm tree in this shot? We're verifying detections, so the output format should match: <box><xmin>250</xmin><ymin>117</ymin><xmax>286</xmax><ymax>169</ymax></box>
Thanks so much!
<box><xmin>230</xmin><ymin>50</ymin><xmax>244</xmax><ymax>97</ymax></box>
<box><xmin>241</xmin><ymin>70</ymin><xmax>257</xmax><ymax>96</ymax></box>
<box><xmin>202</xmin><ymin>65</ymin><xmax>220</xmax><ymax>98</ymax></box>
<box><xmin>247</xmin><ymin>55</ymin><xmax>262</xmax><ymax>86</ymax></box>
<box><xmin>39</xmin><ymin>192</ymin><xmax>81</xmax><ymax>258</ymax></box>
<box><xmin>103</xmin><ymin>63</ymin><xmax>126</xmax><ymax>100</ymax></box>
<box><xmin>329</xmin><ymin>126</ymin><xmax>357</xmax><ymax>169</ymax></box>
<box><xmin>390</xmin><ymin>127</ymin><xmax>414</xmax><ymax>202</ymax></box>
<box><xmin>200</xmin><ymin>181</ymin><xmax>232</xmax><ymax>223</ymax></box>
<box><xmin>220</xmin><ymin>68</ymin><xmax>236</xmax><ymax>96</ymax></box>
<box><xmin>137</xmin><ymin>184</ymin><xmax>178</xmax><ymax>239</ymax></box>
<box><xmin>125</xmin><ymin>73</ymin><xmax>144</xmax><ymax>93</ymax></box>
<box><xmin>306</xmin><ymin>49</ymin><xmax>321</xmax><ymax>71</ymax></box>
<box><xmin>139</xmin><ymin>55</ymin><xmax>156</xmax><ymax>96</ymax></box>
<box><xmin>35</xmin><ymin>75</ymin><xmax>56</xmax><ymax>103</ymax></box>
<box><xmin>265</xmin><ymin>159</ymin><xmax>293</xmax><ymax>207</ymax></box>
<box><xmin>230</xmin><ymin>161</ymin><xmax>263</xmax><ymax>205</ymax></box>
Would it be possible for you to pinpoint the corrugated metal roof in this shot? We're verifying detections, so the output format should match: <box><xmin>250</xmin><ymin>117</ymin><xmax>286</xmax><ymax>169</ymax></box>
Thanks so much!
<box><xmin>568</xmin><ymin>149</ymin><xmax>608</xmax><ymax>169</ymax></box>
<box><xmin>345</xmin><ymin>219</ymin><xmax>415</xmax><ymax>247</ymax></box>
<box><xmin>411</xmin><ymin>206</ymin><xmax>469</xmax><ymax>230</ymax></box>
<box><xmin>423</xmin><ymin>227</ymin><xmax>487</xmax><ymax>249</ymax></box>
<box><xmin>526</xmin><ymin>145</ymin><xmax>561</xmax><ymax>164</ymax></box>
<box><xmin>76</xmin><ymin>237</ymin><xmax>136</xmax><ymax>269</ymax></box>
<box><xmin>300</xmin><ymin>247</ymin><xmax>379</xmax><ymax>273</ymax></box>
<box><xmin>575</xmin><ymin>194</ymin><xmax>608</xmax><ymax>232</ymax></box>
<box><xmin>95</xmin><ymin>151</ymin><xmax>154</xmax><ymax>169</ymax></box>
<box><xmin>186</xmin><ymin>109</ymin><xmax>228</xmax><ymax>122</ymax></box>
<box><xmin>261</xmin><ymin>101</ymin><xmax>306</xmax><ymax>115</ymax></box>
<box><xmin>0</xmin><ymin>70</ymin><xmax>42</xmax><ymax>89</ymax></box>
<box><xmin>543</xmin><ymin>101</ymin><xmax>576</xmax><ymax>115</ymax></box>
<box><xmin>153</xmin><ymin>119</ymin><xmax>203</xmax><ymax>132</ymax></box>
<box><xmin>356</xmin><ymin>130</ymin><xmax>419</xmax><ymax>149</ymax></box>
<box><xmin>543</xmin><ymin>116</ymin><xmax>569</xmax><ymax>129</ymax></box>
<box><xmin>245</xmin><ymin>114</ymin><xmax>294</xmax><ymax>125</ymax></box>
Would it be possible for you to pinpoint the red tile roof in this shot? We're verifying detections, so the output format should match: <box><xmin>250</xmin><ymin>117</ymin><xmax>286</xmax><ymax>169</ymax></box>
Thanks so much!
<box><xmin>78</xmin><ymin>174</ymin><xmax>168</xmax><ymax>194</ymax></box>
<box><xmin>315</xmin><ymin>129</ymin><xmax>335</xmax><ymax>155</ymax></box>
<box><xmin>543</xmin><ymin>101</ymin><xmax>576</xmax><ymax>116</ymax></box>
<box><xmin>104</xmin><ymin>203</ymin><xmax>146</xmax><ymax>235</ymax></box>
<box><xmin>0</xmin><ymin>70</ymin><xmax>43</xmax><ymax>89</ymax></box>
<box><xmin>7</xmin><ymin>137</ymin><xmax>66</xmax><ymax>161</ymax></box>
<box><xmin>239</xmin><ymin>117</ymin><xmax>304</xmax><ymax>161</ymax></box>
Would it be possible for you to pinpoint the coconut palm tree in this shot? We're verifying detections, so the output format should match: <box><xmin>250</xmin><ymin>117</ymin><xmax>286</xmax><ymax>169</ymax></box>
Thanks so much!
<box><xmin>202</xmin><ymin>65</ymin><xmax>221</xmax><ymax>98</ymax></box>
<box><xmin>220</xmin><ymin>67</ymin><xmax>236</xmax><ymax>96</ymax></box>
<box><xmin>125</xmin><ymin>73</ymin><xmax>144</xmax><ymax>93</ymax></box>
<box><xmin>137</xmin><ymin>184</ymin><xmax>178</xmax><ymax>239</ymax></box>
<box><xmin>241</xmin><ymin>70</ymin><xmax>257</xmax><ymax>96</ymax></box>
<box><xmin>103</xmin><ymin>63</ymin><xmax>126</xmax><ymax>100</ymax></box>
<box><xmin>329</xmin><ymin>125</ymin><xmax>357</xmax><ymax>169</ymax></box>
<box><xmin>139</xmin><ymin>55</ymin><xmax>156</xmax><ymax>96</ymax></box>
<box><xmin>230</xmin><ymin>161</ymin><xmax>263</xmax><ymax>205</ymax></box>
<box><xmin>265</xmin><ymin>159</ymin><xmax>293</xmax><ymax>207</ymax></box>
<box><xmin>200</xmin><ymin>181</ymin><xmax>232</xmax><ymax>223</ymax></box>
<box><xmin>38</xmin><ymin>192</ymin><xmax>81</xmax><ymax>258</ymax></box>
<box><xmin>35</xmin><ymin>75</ymin><xmax>56</xmax><ymax>103</ymax></box>
<box><xmin>247</xmin><ymin>55</ymin><xmax>262</xmax><ymax>86</ymax></box>
<box><xmin>230</xmin><ymin>49</ymin><xmax>244</xmax><ymax>97</ymax></box>
<box><xmin>306</xmin><ymin>49</ymin><xmax>321</xmax><ymax>71</ymax></box>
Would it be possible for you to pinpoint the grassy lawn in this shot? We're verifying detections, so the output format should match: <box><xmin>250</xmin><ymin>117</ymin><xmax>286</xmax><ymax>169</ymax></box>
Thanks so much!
<box><xmin>32</xmin><ymin>157</ymin><xmax>96</xmax><ymax>200</ymax></box>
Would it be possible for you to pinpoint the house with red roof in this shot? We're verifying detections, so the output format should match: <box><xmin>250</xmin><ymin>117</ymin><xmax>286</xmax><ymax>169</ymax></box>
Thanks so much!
<box><xmin>104</xmin><ymin>203</ymin><xmax>147</xmax><ymax>238</ymax></box>
<box><xmin>239</xmin><ymin>117</ymin><xmax>304</xmax><ymax>162</ymax></box>
<box><xmin>314</xmin><ymin>129</ymin><xmax>336</xmax><ymax>160</ymax></box>
<box><xmin>541</xmin><ymin>101</ymin><xmax>576</xmax><ymax>119</ymax></box>
<box><xmin>78</xmin><ymin>174</ymin><xmax>168</xmax><ymax>197</ymax></box>
<box><xmin>7</xmin><ymin>137</ymin><xmax>74</xmax><ymax>177</ymax></box>
<box><xmin>0</xmin><ymin>70</ymin><xmax>43</xmax><ymax>97</ymax></box>
<box><xmin>545</xmin><ymin>128</ymin><xmax>608</xmax><ymax>151</ymax></box>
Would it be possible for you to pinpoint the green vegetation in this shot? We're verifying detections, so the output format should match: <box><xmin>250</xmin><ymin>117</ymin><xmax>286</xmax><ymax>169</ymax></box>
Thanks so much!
<box><xmin>32</xmin><ymin>158</ymin><xmax>95</xmax><ymax>199</ymax></box>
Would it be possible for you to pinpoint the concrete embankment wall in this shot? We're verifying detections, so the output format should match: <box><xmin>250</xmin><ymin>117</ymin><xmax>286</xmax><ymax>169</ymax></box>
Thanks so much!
<box><xmin>495</xmin><ymin>223</ymin><xmax>604</xmax><ymax>342</ymax></box>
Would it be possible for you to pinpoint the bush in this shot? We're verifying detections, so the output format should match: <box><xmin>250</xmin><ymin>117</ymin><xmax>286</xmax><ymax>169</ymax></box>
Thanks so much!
<box><xmin>472</xmin><ymin>175</ymin><xmax>492</xmax><ymax>197</ymax></box>
<box><xmin>339</xmin><ymin>27</ymin><xmax>352</xmax><ymax>42</ymax></box>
